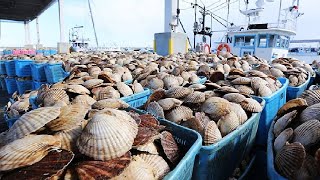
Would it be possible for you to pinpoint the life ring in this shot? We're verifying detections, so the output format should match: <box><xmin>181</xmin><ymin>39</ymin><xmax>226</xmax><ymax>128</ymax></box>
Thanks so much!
<box><xmin>217</xmin><ymin>43</ymin><xmax>231</xmax><ymax>55</ymax></box>
<box><xmin>203</xmin><ymin>44</ymin><xmax>211</xmax><ymax>54</ymax></box>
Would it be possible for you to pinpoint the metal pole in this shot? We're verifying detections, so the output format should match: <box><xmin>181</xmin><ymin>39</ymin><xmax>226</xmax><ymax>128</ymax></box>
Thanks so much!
<box><xmin>277</xmin><ymin>0</ymin><xmax>283</xmax><ymax>27</ymax></box>
<box><xmin>88</xmin><ymin>0</ymin><xmax>99</xmax><ymax>47</ymax></box>
<box><xmin>36</xmin><ymin>17</ymin><xmax>40</xmax><ymax>46</ymax></box>
<box><xmin>58</xmin><ymin>0</ymin><xmax>65</xmax><ymax>42</ymax></box>
<box><xmin>24</xmin><ymin>21</ymin><xmax>28</xmax><ymax>45</ymax></box>
<box><xmin>194</xmin><ymin>0</ymin><xmax>197</xmax><ymax>49</ymax></box>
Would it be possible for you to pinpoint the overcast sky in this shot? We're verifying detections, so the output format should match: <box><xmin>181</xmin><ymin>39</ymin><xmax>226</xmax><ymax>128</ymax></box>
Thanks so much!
<box><xmin>0</xmin><ymin>0</ymin><xmax>318</xmax><ymax>48</ymax></box>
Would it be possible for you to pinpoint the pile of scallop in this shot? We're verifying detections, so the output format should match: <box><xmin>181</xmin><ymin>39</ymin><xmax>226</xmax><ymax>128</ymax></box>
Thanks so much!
<box><xmin>272</xmin><ymin>89</ymin><xmax>320</xmax><ymax>179</ymax></box>
<box><xmin>0</xmin><ymin>98</ymin><xmax>183</xmax><ymax>179</ymax></box>
<box><xmin>144</xmin><ymin>85</ymin><xmax>263</xmax><ymax>146</ymax></box>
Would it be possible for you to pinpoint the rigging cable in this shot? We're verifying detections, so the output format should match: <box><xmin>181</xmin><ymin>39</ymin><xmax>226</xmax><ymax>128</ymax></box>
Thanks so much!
<box><xmin>206</xmin><ymin>0</ymin><xmax>222</xmax><ymax>9</ymax></box>
<box><xmin>178</xmin><ymin>19</ymin><xmax>192</xmax><ymax>49</ymax></box>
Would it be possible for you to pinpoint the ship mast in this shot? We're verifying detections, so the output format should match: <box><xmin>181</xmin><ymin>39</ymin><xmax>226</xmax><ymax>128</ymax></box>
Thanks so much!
<box><xmin>88</xmin><ymin>0</ymin><xmax>99</xmax><ymax>47</ymax></box>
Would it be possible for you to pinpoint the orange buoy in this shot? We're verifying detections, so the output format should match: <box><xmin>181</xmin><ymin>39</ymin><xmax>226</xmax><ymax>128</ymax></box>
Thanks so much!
<box><xmin>217</xmin><ymin>43</ymin><xmax>231</xmax><ymax>55</ymax></box>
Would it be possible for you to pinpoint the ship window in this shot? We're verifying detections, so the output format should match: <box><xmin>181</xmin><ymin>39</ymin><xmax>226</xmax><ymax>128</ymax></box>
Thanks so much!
<box><xmin>235</xmin><ymin>36</ymin><xmax>245</xmax><ymax>47</ymax></box>
<box><xmin>258</xmin><ymin>35</ymin><xmax>267</xmax><ymax>47</ymax></box>
<box><xmin>244</xmin><ymin>36</ymin><xmax>255</xmax><ymax>46</ymax></box>
<box><xmin>234</xmin><ymin>35</ymin><xmax>255</xmax><ymax>47</ymax></box>
<box><xmin>268</xmin><ymin>35</ymin><xmax>275</xmax><ymax>47</ymax></box>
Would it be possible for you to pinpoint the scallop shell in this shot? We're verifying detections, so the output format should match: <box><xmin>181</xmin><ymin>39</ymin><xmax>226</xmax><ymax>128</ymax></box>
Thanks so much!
<box><xmin>209</xmin><ymin>71</ymin><xmax>225</xmax><ymax>83</ymax></box>
<box><xmin>135</xmin><ymin>154</ymin><xmax>170</xmax><ymax>179</ymax></box>
<box><xmin>231</xmin><ymin>77</ymin><xmax>251</xmax><ymax>85</ymax></box>
<box><xmin>47</xmin><ymin>104</ymin><xmax>88</xmax><ymax>132</ymax></box>
<box><xmin>204</xmin><ymin>90</ymin><xmax>218</xmax><ymax>99</ymax></box>
<box><xmin>160</xmin><ymin>131</ymin><xmax>180</xmax><ymax>165</ymax></box>
<box><xmin>248</xmin><ymin>70</ymin><xmax>268</xmax><ymax>78</ymax></box>
<box><xmin>136</xmin><ymin>142</ymin><xmax>159</xmax><ymax>154</ymax></box>
<box><xmin>10</xmin><ymin>100</ymin><xmax>30</xmax><ymax>113</ymax></box>
<box><xmin>112</xmin><ymin>156</ymin><xmax>155</xmax><ymax>180</ymax></box>
<box><xmin>77</xmin><ymin>112</ymin><xmax>138</xmax><ymax>161</ymax></box>
<box><xmin>82</xmin><ymin>79</ymin><xmax>104</xmax><ymax>89</ymax></box>
<box><xmin>204</xmin><ymin>120</ymin><xmax>222</xmax><ymax>145</ymax></box>
<box><xmin>273</xmin><ymin>110</ymin><xmax>297</xmax><ymax>137</ymax></box>
<box><xmin>76</xmin><ymin>152</ymin><xmax>131</xmax><ymax>180</ymax></box>
<box><xmin>2</xmin><ymin>149</ymin><xmax>74</xmax><ymax>180</ymax></box>
<box><xmin>165</xmin><ymin>106</ymin><xmax>194</xmax><ymax>124</ymax></box>
<box><xmin>234</xmin><ymin>85</ymin><xmax>254</xmax><ymax>95</ymax></box>
<box><xmin>299</xmin><ymin>90</ymin><xmax>320</xmax><ymax>106</ymax></box>
<box><xmin>148</xmin><ymin>78</ymin><xmax>164</xmax><ymax>90</ymax></box>
<box><xmin>163</xmin><ymin>75</ymin><xmax>179</xmax><ymax>89</ymax></box>
<box><xmin>270</xmin><ymin>68</ymin><xmax>284</xmax><ymax>77</ymax></box>
<box><xmin>117</xmin><ymin>82</ymin><xmax>134</xmax><ymax>97</ymax></box>
<box><xmin>144</xmin><ymin>89</ymin><xmax>165</xmax><ymax>109</ymax></box>
<box><xmin>0</xmin><ymin>135</ymin><xmax>61</xmax><ymax>171</ymax></box>
<box><xmin>72</xmin><ymin>94</ymin><xmax>96</xmax><ymax>106</ymax></box>
<box><xmin>188</xmin><ymin>84</ymin><xmax>206</xmax><ymax>90</ymax></box>
<box><xmin>122</xmin><ymin>71</ymin><xmax>133</xmax><ymax>81</ymax></box>
<box><xmin>165</xmin><ymin>86</ymin><xmax>193</xmax><ymax>98</ymax></box>
<box><xmin>132</xmin><ymin>81</ymin><xmax>144</xmax><ymax>94</ymax></box>
<box><xmin>54</xmin><ymin>124</ymin><xmax>83</xmax><ymax>152</ymax></box>
<box><xmin>258</xmin><ymin>85</ymin><xmax>273</xmax><ymax>97</ymax></box>
<box><xmin>92</xmin><ymin>99</ymin><xmax>129</xmax><ymax>110</ymax></box>
<box><xmin>216</xmin><ymin>86</ymin><xmax>240</xmax><ymax>93</ymax></box>
<box><xmin>97</xmin><ymin>86</ymin><xmax>121</xmax><ymax>100</ymax></box>
<box><xmin>183</xmin><ymin>91</ymin><xmax>206</xmax><ymax>104</ymax></box>
<box><xmin>223</xmin><ymin>93</ymin><xmax>246</xmax><ymax>103</ymax></box>
<box><xmin>147</xmin><ymin>101</ymin><xmax>165</xmax><ymax>118</ymax></box>
<box><xmin>66</xmin><ymin>84</ymin><xmax>90</xmax><ymax>95</ymax></box>
<box><xmin>5</xmin><ymin>107</ymin><xmax>61</xmax><ymax>143</ymax></box>
<box><xmin>289</xmin><ymin>75</ymin><xmax>298</xmax><ymax>86</ymax></box>
<box><xmin>43</xmin><ymin>88</ymin><xmax>69</xmax><ymax>107</ymax></box>
<box><xmin>300</xmin><ymin>103</ymin><xmax>320</xmax><ymax>122</ymax></box>
<box><xmin>201</xmin><ymin>97</ymin><xmax>231</xmax><ymax>121</ymax></box>
<box><xmin>293</xmin><ymin>119</ymin><xmax>320</xmax><ymax>148</ymax></box>
<box><xmin>240</xmin><ymin>98</ymin><xmax>263</xmax><ymax>112</ymax></box>
<box><xmin>217</xmin><ymin>111</ymin><xmax>240</xmax><ymax>136</ymax></box>
<box><xmin>277</xmin><ymin>98</ymin><xmax>308</xmax><ymax>117</ymax></box>
<box><xmin>157</xmin><ymin>98</ymin><xmax>183</xmax><ymax>111</ymax></box>
<box><xmin>275</xmin><ymin>142</ymin><xmax>306</xmax><ymax>179</ymax></box>
<box><xmin>133</xmin><ymin>126</ymin><xmax>160</xmax><ymax>147</ymax></box>
<box><xmin>274</xmin><ymin>128</ymin><xmax>293</xmax><ymax>153</ymax></box>
<box><xmin>229</xmin><ymin>102</ymin><xmax>248</xmax><ymax>124</ymax></box>
<box><xmin>66</xmin><ymin>78</ymin><xmax>84</xmax><ymax>85</ymax></box>
<box><xmin>295</xmin><ymin>154</ymin><xmax>319</xmax><ymax>180</ymax></box>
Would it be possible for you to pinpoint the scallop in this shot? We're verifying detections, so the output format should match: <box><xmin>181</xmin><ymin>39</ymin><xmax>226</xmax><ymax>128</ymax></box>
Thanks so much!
<box><xmin>204</xmin><ymin>120</ymin><xmax>222</xmax><ymax>145</ymax></box>
<box><xmin>43</xmin><ymin>88</ymin><xmax>69</xmax><ymax>107</ymax></box>
<box><xmin>299</xmin><ymin>90</ymin><xmax>320</xmax><ymax>106</ymax></box>
<box><xmin>54</xmin><ymin>124</ymin><xmax>83</xmax><ymax>152</ymax></box>
<box><xmin>273</xmin><ymin>110</ymin><xmax>297</xmax><ymax>137</ymax></box>
<box><xmin>157</xmin><ymin>98</ymin><xmax>183</xmax><ymax>111</ymax></box>
<box><xmin>160</xmin><ymin>131</ymin><xmax>180</xmax><ymax>165</ymax></box>
<box><xmin>231</xmin><ymin>77</ymin><xmax>251</xmax><ymax>85</ymax></box>
<box><xmin>66</xmin><ymin>84</ymin><xmax>90</xmax><ymax>95</ymax></box>
<box><xmin>96</xmin><ymin>86</ymin><xmax>121</xmax><ymax>100</ymax></box>
<box><xmin>77</xmin><ymin>111</ymin><xmax>138</xmax><ymax>161</ymax></box>
<box><xmin>165</xmin><ymin>106</ymin><xmax>193</xmax><ymax>124</ymax></box>
<box><xmin>216</xmin><ymin>86</ymin><xmax>240</xmax><ymax>93</ymax></box>
<box><xmin>292</xmin><ymin>119</ymin><xmax>320</xmax><ymax>148</ymax></box>
<box><xmin>275</xmin><ymin>142</ymin><xmax>306</xmax><ymax>179</ymax></box>
<box><xmin>234</xmin><ymin>85</ymin><xmax>254</xmax><ymax>95</ymax></box>
<box><xmin>165</xmin><ymin>86</ymin><xmax>193</xmax><ymax>99</ymax></box>
<box><xmin>135</xmin><ymin>154</ymin><xmax>170</xmax><ymax>179</ymax></box>
<box><xmin>229</xmin><ymin>102</ymin><xmax>248</xmax><ymax>124</ymax></box>
<box><xmin>163</xmin><ymin>75</ymin><xmax>179</xmax><ymax>89</ymax></box>
<box><xmin>4</xmin><ymin>107</ymin><xmax>61</xmax><ymax>143</ymax></box>
<box><xmin>72</xmin><ymin>94</ymin><xmax>96</xmax><ymax>106</ymax></box>
<box><xmin>135</xmin><ymin>142</ymin><xmax>159</xmax><ymax>155</ymax></box>
<box><xmin>277</xmin><ymin>98</ymin><xmax>308</xmax><ymax>117</ymax></box>
<box><xmin>83</xmin><ymin>79</ymin><xmax>104</xmax><ymax>89</ymax></box>
<box><xmin>146</xmin><ymin>101</ymin><xmax>165</xmax><ymax>118</ymax></box>
<box><xmin>223</xmin><ymin>93</ymin><xmax>246</xmax><ymax>103</ymax></box>
<box><xmin>300</xmin><ymin>103</ymin><xmax>320</xmax><ymax>122</ymax></box>
<box><xmin>117</xmin><ymin>82</ymin><xmax>134</xmax><ymax>97</ymax></box>
<box><xmin>132</xmin><ymin>81</ymin><xmax>144</xmax><ymax>94</ymax></box>
<box><xmin>148</xmin><ymin>78</ymin><xmax>164</xmax><ymax>90</ymax></box>
<box><xmin>92</xmin><ymin>99</ymin><xmax>129</xmax><ymax>110</ymax></box>
<box><xmin>201</xmin><ymin>97</ymin><xmax>231</xmax><ymax>121</ymax></box>
<box><xmin>183</xmin><ymin>91</ymin><xmax>206</xmax><ymax>104</ymax></box>
<box><xmin>0</xmin><ymin>135</ymin><xmax>61</xmax><ymax>171</ymax></box>
<box><xmin>270</xmin><ymin>68</ymin><xmax>284</xmax><ymax>77</ymax></box>
<box><xmin>257</xmin><ymin>85</ymin><xmax>273</xmax><ymax>97</ymax></box>
<box><xmin>273</xmin><ymin>128</ymin><xmax>293</xmax><ymax>153</ymax></box>
<box><xmin>240</xmin><ymin>98</ymin><xmax>263</xmax><ymax>112</ymax></box>
<box><xmin>217</xmin><ymin>111</ymin><xmax>240</xmax><ymax>136</ymax></box>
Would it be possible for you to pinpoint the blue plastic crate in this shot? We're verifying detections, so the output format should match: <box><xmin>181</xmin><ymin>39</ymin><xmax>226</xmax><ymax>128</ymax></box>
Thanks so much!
<box><xmin>36</xmin><ymin>50</ymin><xmax>43</xmax><ymax>55</ymax></box>
<box><xmin>5</xmin><ymin>60</ymin><xmax>16</xmax><ymax>76</ymax></box>
<box><xmin>287</xmin><ymin>74</ymin><xmax>310</xmax><ymax>101</ymax></box>
<box><xmin>120</xmin><ymin>89</ymin><xmax>151</xmax><ymax>108</ymax></box>
<box><xmin>124</xmin><ymin>79</ymin><xmax>133</xmax><ymax>84</ymax></box>
<box><xmin>252</xmin><ymin>77</ymin><xmax>289</xmax><ymax>147</ymax></box>
<box><xmin>4</xmin><ymin>77</ymin><xmax>18</xmax><ymax>94</ymax></box>
<box><xmin>29</xmin><ymin>95</ymin><xmax>38</xmax><ymax>109</ymax></box>
<box><xmin>0</xmin><ymin>77</ymin><xmax>6</xmax><ymax>90</ymax></box>
<box><xmin>32</xmin><ymin>81</ymin><xmax>48</xmax><ymax>90</ymax></box>
<box><xmin>50</xmin><ymin>49</ymin><xmax>58</xmax><ymax>55</ymax></box>
<box><xmin>198</xmin><ymin>76</ymin><xmax>207</xmax><ymax>84</ymax></box>
<box><xmin>43</xmin><ymin>50</ymin><xmax>51</xmax><ymax>56</ymax></box>
<box><xmin>16</xmin><ymin>79</ymin><xmax>33</xmax><ymax>95</ymax></box>
<box><xmin>4</xmin><ymin>113</ymin><xmax>19</xmax><ymax>128</ymax></box>
<box><xmin>128</xmin><ymin>107</ymin><xmax>202</xmax><ymax>180</ymax></box>
<box><xmin>0</xmin><ymin>60</ymin><xmax>6</xmax><ymax>75</ymax></box>
<box><xmin>44</xmin><ymin>63</ymin><xmax>69</xmax><ymax>83</ymax></box>
<box><xmin>267</xmin><ymin>121</ymin><xmax>287</xmax><ymax>180</ymax></box>
<box><xmin>15</xmin><ymin>59</ymin><xmax>33</xmax><ymax>77</ymax></box>
<box><xmin>31</xmin><ymin>63</ymin><xmax>47</xmax><ymax>81</ymax></box>
<box><xmin>308</xmin><ymin>74</ymin><xmax>315</xmax><ymax>88</ymax></box>
<box><xmin>192</xmin><ymin>97</ymin><xmax>265</xmax><ymax>180</ymax></box>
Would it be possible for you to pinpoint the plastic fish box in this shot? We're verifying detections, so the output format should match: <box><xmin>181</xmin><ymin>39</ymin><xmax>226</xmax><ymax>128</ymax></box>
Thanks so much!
<box><xmin>0</xmin><ymin>60</ymin><xmax>6</xmax><ymax>75</ymax></box>
<box><xmin>31</xmin><ymin>62</ymin><xmax>47</xmax><ymax>82</ymax></box>
<box><xmin>16</xmin><ymin>79</ymin><xmax>33</xmax><ymax>95</ymax></box>
<box><xmin>0</xmin><ymin>77</ymin><xmax>6</xmax><ymax>90</ymax></box>
<box><xmin>4</xmin><ymin>60</ymin><xmax>16</xmax><ymax>76</ymax></box>
<box><xmin>198</xmin><ymin>76</ymin><xmax>207</xmax><ymax>84</ymax></box>
<box><xmin>267</xmin><ymin>121</ymin><xmax>287</xmax><ymax>180</ymax></box>
<box><xmin>15</xmin><ymin>59</ymin><xmax>33</xmax><ymax>77</ymax></box>
<box><xmin>43</xmin><ymin>50</ymin><xmax>51</xmax><ymax>56</ymax></box>
<box><xmin>286</xmin><ymin>74</ymin><xmax>310</xmax><ymax>101</ymax></box>
<box><xmin>32</xmin><ymin>81</ymin><xmax>48</xmax><ymax>90</ymax></box>
<box><xmin>120</xmin><ymin>88</ymin><xmax>151</xmax><ymax>108</ymax></box>
<box><xmin>4</xmin><ymin>114</ymin><xmax>19</xmax><ymax>128</ymax></box>
<box><xmin>29</xmin><ymin>95</ymin><xmax>38</xmax><ymax>109</ymax></box>
<box><xmin>36</xmin><ymin>50</ymin><xmax>43</xmax><ymax>55</ymax></box>
<box><xmin>252</xmin><ymin>77</ymin><xmax>289</xmax><ymax>147</ymax></box>
<box><xmin>50</xmin><ymin>49</ymin><xmax>58</xmax><ymax>55</ymax></box>
<box><xmin>4</xmin><ymin>77</ymin><xmax>18</xmax><ymax>94</ymax></box>
<box><xmin>124</xmin><ymin>79</ymin><xmax>133</xmax><ymax>85</ymax></box>
<box><xmin>192</xmin><ymin>97</ymin><xmax>265</xmax><ymax>180</ymax></box>
<box><xmin>44</xmin><ymin>63</ymin><xmax>69</xmax><ymax>84</ymax></box>
<box><xmin>128</xmin><ymin>107</ymin><xmax>202</xmax><ymax>180</ymax></box>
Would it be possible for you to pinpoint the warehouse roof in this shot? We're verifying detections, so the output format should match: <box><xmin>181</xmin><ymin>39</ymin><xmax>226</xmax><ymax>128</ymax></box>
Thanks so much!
<box><xmin>0</xmin><ymin>0</ymin><xmax>55</xmax><ymax>22</ymax></box>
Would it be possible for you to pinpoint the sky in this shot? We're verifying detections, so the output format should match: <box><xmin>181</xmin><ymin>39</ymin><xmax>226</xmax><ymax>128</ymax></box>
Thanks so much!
<box><xmin>0</xmin><ymin>0</ymin><xmax>318</xmax><ymax>48</ymax></box>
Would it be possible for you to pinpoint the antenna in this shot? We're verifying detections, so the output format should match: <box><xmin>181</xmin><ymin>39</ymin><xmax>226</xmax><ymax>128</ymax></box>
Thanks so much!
<box><xmin>88</xmin><ymin>0</ymin><xmax>99</xmax><ymax>47</ymax></box>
